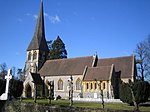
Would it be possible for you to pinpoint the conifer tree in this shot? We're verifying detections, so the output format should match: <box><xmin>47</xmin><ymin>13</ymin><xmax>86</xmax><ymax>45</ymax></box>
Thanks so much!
<box><xmin>120</xmin><ymin>80</ymin><xmax>150</xmax><ymax>111</ymax></box>
<box><xmin>49</xmin><ymin>36</ymin><xmax>67</xmax><ymax>60</ymax></box>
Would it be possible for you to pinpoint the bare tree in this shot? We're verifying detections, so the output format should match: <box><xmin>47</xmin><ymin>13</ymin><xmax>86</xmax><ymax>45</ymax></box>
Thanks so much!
<box><xmin>17</xmin><ymin>69</ymin><xmax>23</xmax><ymax>80</ymax></box>
<box><xmin>12</xmin><ymin>66</ymin><xmax>16</xmax><ymax>78</ymax></box>
<box><xmin>145</xmin><ymin>37</ymin><xmax>150</xmax><ymax>78</ymax></box>
<box><xmin>135</xmin><ymin>37</ymin><xmax>150</xmax><ymax>81</ymax></box>
<box><xmin>0</xmin><ymin>63</ymin><xmax>7</xmax><ymax>79</ymax></box>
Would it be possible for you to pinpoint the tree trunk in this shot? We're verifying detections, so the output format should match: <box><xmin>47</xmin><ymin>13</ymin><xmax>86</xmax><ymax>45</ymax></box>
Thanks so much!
<box><xmin>141</xmin><ymin>63</ymin><xmax>144</xmax><ymax>81</ymax></box>
<box><xmin>130</xmin><ymin>88</ymin><xmax>139</xmax><ymax>111</ymax></box>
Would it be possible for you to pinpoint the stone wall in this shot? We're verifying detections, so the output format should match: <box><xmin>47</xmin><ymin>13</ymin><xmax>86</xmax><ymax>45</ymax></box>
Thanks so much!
<box><xmin>73</xmin><ymin>98</ymin><xmax>122</xmax><ymax>103</ymax></box>
<box><xmin>1</xmin><ymin>101</ymin><xmax>134</xmax><ymax>112</ymax></box>
<box><xmin>44</xmin><ymin>75</ymin><xmax>82</xmax><ymax>99</ymax></box>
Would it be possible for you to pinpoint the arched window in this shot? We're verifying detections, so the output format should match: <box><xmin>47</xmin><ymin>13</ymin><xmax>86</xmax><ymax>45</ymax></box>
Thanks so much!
<box><xmin>76</xmin><ymin>78</ymin><xmax>81</xmax><ymax>90</ymax></box>
<box><xmin>103</xmin><ymin>82</ymin><xmax>105</xmax><ymax>90</ymax></box>
<box><xmin>91</xmin><ymin>83</ymin><xmax>93</xmax><ymax>90</ymax></box>
<box><xmin>33</xmin><ymin>51</ymin><xmax>37</xmax><ymax>60</ymax></box>
<box><xmin>58</xmin><ymin>79</ymin><xmax>63</xmax><ymax>90</ymax></box>
<box><xmin>94</xmin><ymin>83</ymin><xmax>97</xmax><ymax>89</ymax></box>
<box><xmin>25</xmin><ymin>83</ymin><xmax>32</xmax><ymax>98</ymax></box>
<box><xmin>28</xmin><ymin>52</ymin><xmax>31</xmax><ymax>61</ymax></box>
<box><xmin>86</xmin><ymin>83</ymin><xmax>89</xmax><ymax>90</ymax></box>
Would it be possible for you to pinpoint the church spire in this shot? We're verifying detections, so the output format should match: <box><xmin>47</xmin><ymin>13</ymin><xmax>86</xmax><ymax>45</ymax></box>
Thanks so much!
<box><xmin>27</xmin><ymin>1</ymin><xmax>48</xmax><ymax>52</ymax></box>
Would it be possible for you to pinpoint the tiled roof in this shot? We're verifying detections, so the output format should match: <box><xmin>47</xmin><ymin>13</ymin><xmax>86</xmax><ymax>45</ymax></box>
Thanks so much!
<box><xmin>97</xmin><ymin>56</ymin><xmax>134</xmax><ymax>78</ymax></box>
<box><xmin>31</xmin><ymin>73</ymin><xmax>43</xmax><ymax>85</ymax></box>
<box><xmin>27</xmin><ymin>1</ymin><xmax>49</xmax><ymax>52</ymax></box>
<box><xmin>39</xmin><ymin>55</ymin><xmax>135</xmax><ymax>80</ymax></box>
<box><xmin>39</xmin><ymin>56</ymin><xmax>94</xmax><ymax>76</ymax></box>
<box><xmin>83</xmin><ymin>66</ymin><xmax>113</xmax><ymax>81</ymax></box>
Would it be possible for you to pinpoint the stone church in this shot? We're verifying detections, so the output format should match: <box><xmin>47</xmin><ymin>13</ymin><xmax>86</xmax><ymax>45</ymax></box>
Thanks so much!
<box><xmin>22</xmin><ymin>1</ymin><xmax>137</xmax><ymax>99</ymax></box>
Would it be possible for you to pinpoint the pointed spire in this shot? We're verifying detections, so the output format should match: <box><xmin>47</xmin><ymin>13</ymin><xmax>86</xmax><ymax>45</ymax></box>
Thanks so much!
<box><xmin>27</xmin><ymin>1</ymin><xmax>48</xmax><ymax>52</ymax></box>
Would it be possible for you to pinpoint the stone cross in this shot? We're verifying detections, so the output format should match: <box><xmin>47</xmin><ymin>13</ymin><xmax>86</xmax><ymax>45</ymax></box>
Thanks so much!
<box><xmin>0</xmin><ymin>69</ymin><xmax>12</xmax><ymax>100</ymax></box>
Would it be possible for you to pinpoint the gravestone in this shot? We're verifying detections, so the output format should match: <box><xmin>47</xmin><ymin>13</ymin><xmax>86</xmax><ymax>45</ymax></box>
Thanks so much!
<box><xmin>0</xmin><ymin>69</ymin><xmax>12</xmax><ymax>100</ymax></box>
<box><xmin>94</xmin><ymin>93</ymin><xmax>98</xmax><ymax>98</ymax></box>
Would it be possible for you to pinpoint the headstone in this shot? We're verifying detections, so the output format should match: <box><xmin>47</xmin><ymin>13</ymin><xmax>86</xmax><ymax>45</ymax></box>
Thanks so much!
<box><xmin>0</xmin><ymin>69</ymin><xmax>12</xmax><ymax>100</ymax></box>
<box><xmin>94</xmin><ymin>93</ymin><xmax>97</xmax><ymax>98</ymax></box>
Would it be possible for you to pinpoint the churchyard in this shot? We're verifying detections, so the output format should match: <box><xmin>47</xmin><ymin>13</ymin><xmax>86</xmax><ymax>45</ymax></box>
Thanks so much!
<box><xmin>0</xmin><ymin>70</ymin><xmax>149</xmax><ymax>112</ymax></box>
<box><xmin>1</xmin><ymin>1</ymin><xmax>150</xmax><ymax>112</ymax></box>
<box><xmin>20</xmin><ymin>99</ymin><xmax>150</xmax><ymax>111</ymax></box>
<box><xmin>0</xmin><ymin>65</ymin><xmax>149</xmax><ymax>112</ymax></box>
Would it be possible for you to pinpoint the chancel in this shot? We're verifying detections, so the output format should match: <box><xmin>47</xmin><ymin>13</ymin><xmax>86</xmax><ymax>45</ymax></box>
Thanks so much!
<box><xmin>0</xmin><ymin>69</ymin><xmax>12</xmax><ymax>100</ymax></box>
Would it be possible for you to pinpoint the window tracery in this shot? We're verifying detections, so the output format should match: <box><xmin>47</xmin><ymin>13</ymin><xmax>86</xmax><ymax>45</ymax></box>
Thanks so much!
<box><xmin>76</xmin><ymin>78</ymin><xmax>81</xmax><ymax>90</ymax></box>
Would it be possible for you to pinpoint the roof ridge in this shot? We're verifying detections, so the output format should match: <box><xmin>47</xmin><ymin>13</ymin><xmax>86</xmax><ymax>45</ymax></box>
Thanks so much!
<box><xmin>99</xmin><ymin>55</ymin><xmax>133</xmax><ymax>60</ymax></box>
<box><xmin>46</xmin><ymin>56</ymin><xmax>93</xmax><ymax>62</ymax></box>
<box><xmin>88</xmin><ymin>66</ymin><xmax>112</xmax><ymax>69</ymax></box>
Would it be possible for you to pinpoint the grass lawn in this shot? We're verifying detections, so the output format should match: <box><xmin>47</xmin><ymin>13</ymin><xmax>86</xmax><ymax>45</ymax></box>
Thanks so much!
<box><xmin>21</xmin><ymin>99</ymin><xmax>150</xmax><ymax>111</ymax></box>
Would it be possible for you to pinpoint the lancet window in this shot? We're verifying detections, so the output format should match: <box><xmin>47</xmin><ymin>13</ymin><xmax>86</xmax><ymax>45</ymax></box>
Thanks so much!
<box><xmin>33</xmin><ymin>51</ymin><xmax>37</xmax><ymax>60</ymax></box>
<box><xmin>28</xmin><ymin>52</ymin><xmax>31</xmax><ymax>61</ymax></box>
<box><xmin>58</xmin><ymin>79</ymin><xmax>63</xmax><ymax>90</ymax></box>
<box><xmin>76</xmin><ymin>78</ymin><xmax>81</xmax><ymax>90</ymax></box>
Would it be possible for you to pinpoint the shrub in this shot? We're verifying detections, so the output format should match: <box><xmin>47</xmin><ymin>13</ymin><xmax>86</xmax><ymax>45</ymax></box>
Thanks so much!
<box><xmin>133</xmin><ymin>81</ymin><xmax>150</xmax><ymax>104</ymax></box>
<box><xmin>56</xmin><ymin>95</ymin><xmax>61</xmax><ymax>100</ymax></box>
<box><xmin>0</xmin><ymin>78</ymin><xmax>23</xmax><ymax>98</ymax></box>
<box><xmin>9</xmin><ymin>79</ymin><xmax>24</xmax><ymax>98</ymax></box>
<box><xmin>0</xmin><ymin>79</ymin><xmax>6</xmax><ymax>95</ymax></box>
<box><xmin>119</xmin><ymin>82</ymin><xmax>132</xmax><ymax>105</ymax></box>
<box><xmin>119</xmin><ymin>80</ymin><xmax>150</xmax><ymax>105</ymax></box>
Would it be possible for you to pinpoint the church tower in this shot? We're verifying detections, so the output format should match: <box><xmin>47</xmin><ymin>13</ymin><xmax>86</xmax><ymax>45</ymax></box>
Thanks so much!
<box><xmin>25</xmin><ymin>1</ymin><xmax>49</xmax><ymax>76</ymax></box>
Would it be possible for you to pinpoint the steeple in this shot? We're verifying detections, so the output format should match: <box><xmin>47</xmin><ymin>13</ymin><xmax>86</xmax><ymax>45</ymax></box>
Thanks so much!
<box><xmin>27</xmin><ymin>1</ymin><xmax>48</xmax><ymax>52</ymax></box>
<box><xmin>25</xmin><ymin>1</ymin><xmax>49</xmax><ymax>74</ymax></box>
